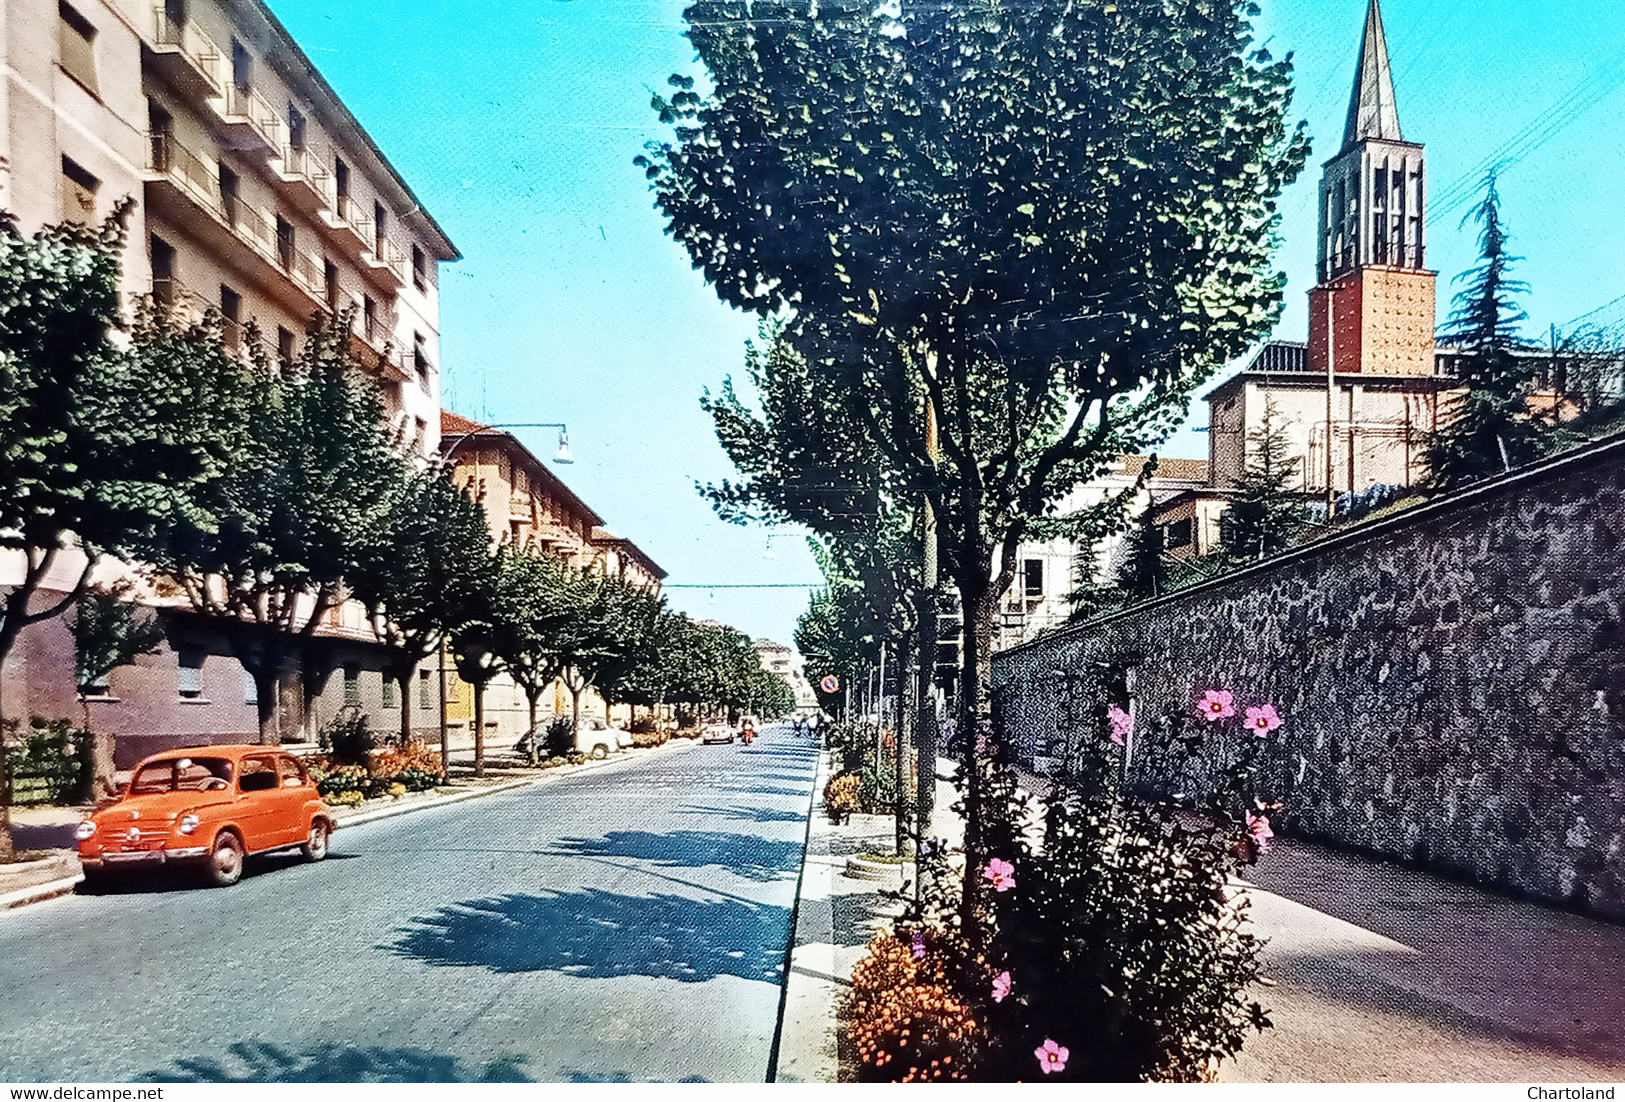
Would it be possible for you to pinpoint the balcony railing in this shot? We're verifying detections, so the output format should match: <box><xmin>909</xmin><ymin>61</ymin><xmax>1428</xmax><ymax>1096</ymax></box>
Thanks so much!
<box><xmin>218</xmin><ymin>82</ymin><xmax>282</xmax><ymax>156</ymax></box>
<box><xmin>364</xmin><ymin>237</ymin><xmax>408</xmax><ymax>288</ymax></box>
<box><xmin>325</xmin><ymin>193</ymin><xmax>374</xmax><ymax>251</ymax></box>
<box><xmin>149</xmin><ymin>6</ymin><xmax>222</xmax><ymax>96</ymax></box>
<box><xmin>273</xmin><ymin>144</ymin><xmax>331</xmax><ymax>211</ymax></box>
<box><xmin>147</xmin><ymin>132</ymin><xmax>332</xmax><ymax>313</ymax></box>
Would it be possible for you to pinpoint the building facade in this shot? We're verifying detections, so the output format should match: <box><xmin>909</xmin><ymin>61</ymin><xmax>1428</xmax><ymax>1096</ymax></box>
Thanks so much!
<box><xmin>1</xmin><ymin>0</ymin><xmax>457</xmax><ymax>761</ymax></box>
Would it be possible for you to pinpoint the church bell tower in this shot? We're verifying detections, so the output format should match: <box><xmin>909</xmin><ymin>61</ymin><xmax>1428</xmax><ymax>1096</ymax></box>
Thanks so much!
<box><xmin>1306</xmin><ymin>0</ymin><xmax>1437</xmax><ymax>377</ymax></box>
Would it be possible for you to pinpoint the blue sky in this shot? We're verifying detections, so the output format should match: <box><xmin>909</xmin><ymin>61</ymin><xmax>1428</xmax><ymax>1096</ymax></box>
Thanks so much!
<box><xmin>266</xmin><ymin>0</ymin><xmax>1625</xmax><ymax>646</ymax></box>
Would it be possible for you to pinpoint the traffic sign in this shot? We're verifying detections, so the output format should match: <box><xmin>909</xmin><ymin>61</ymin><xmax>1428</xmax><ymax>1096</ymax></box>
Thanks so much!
<box><xmin>819</xmin><ymin>674</ymin><xmax>840</xmax><ymax>694</ymax></box>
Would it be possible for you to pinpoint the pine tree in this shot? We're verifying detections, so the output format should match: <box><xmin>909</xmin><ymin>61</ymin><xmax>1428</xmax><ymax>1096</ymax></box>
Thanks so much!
<box><xmin>1424</xmin><ymin>173</ymin><xmax>1543</xmax><ymax>490</ymax></box>
<box><xmin>1220</xmin><ymin>397</ymin><xmax>1301</xmax><ymax>561</ymax></box>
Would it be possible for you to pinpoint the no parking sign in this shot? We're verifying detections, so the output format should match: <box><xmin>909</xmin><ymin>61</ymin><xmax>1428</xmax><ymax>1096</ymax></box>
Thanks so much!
<box><xmin>819</xmin><ymin>674</ymin><xmax>840</xmax><ymax>694</ymax></box>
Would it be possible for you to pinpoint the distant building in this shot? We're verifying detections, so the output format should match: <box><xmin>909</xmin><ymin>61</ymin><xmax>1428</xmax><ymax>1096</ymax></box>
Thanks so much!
<box><xmin>753</xmin><ymin>638</ymin><xmax>819</xmax><ymax>715</ymax></box>
<box><xmin>437</xmin><ymin>412</ymin><xmax>667</xmax><ymax>740</ymax></box>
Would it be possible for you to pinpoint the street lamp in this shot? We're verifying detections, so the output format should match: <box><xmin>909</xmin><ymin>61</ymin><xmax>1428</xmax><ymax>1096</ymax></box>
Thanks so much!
<box><xmin>441</xmin><ymin>422</ymin><xmax>574</xmax><ymax>465</ymax></box>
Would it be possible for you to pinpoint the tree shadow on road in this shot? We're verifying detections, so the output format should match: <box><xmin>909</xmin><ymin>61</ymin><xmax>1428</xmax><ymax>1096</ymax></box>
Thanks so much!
<box><xmin>387</xmin><ymin>888</ymin><xmax>790</xmax><ymax>983</ymax></box>
<box><xmin>549</xmin><ymin>829</ymin><xmax>803</xmax><ymax>881</ymax></box>
<box><xmin>137</xmin><ymin>1041</ymin><xmax>530</xmax><ymax>1082</ymax></box>
<box><xmin>682</xmin><ymin>803</ymin><xmax>807</xmax><ymax>825</ymax></box>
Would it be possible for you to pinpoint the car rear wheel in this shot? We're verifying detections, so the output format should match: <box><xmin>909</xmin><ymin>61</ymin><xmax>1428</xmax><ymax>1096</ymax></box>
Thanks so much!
<box><xmin>302</xmin><ymin>819</ymin><xmax>330</xmax><ymax>862</ymax></box>
<box><xmin>206</xmin><ymin>831</ymin><xmax>244</xmax><ymax>887</ymax></box>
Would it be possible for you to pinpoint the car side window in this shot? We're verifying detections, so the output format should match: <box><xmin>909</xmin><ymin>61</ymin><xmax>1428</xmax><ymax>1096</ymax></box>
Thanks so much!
<box><xmin>239</xmin><ymin>756</ymin><xmax>278</xmax><ymax>793</ymax></box>
<box><xmin>277</xmin><ymin>756</ymin><xmax>307</xmax><ymax>787</ymax></box>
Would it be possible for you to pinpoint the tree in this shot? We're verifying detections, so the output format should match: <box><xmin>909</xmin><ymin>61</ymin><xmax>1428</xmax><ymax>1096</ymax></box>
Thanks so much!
<box><xmin>350</xmin><ymin>466</ymin><xmax>496</xmax><ymax>750</ymax></box>
<box><xmin>131</xmin><ymin>310</ymin><xmax>409</xmax><ymax>743</ymax></box>
<box><xmin>0</xmin><ymin>209</ymin><xmax>244</xmax><ymax>859</ymax></box>
<box><xmin>1218</xmin><ymin>397</ymin><xmax>1301</xmax><ymax>561</ymax></box>
<box><xmin>643</xmin><ymin>0</ymin><xmax>1309</xmax><ymax>913</ymax></box>
<box><xmin>1425</xmin><ymin>173</ymin><xmax>1544</xmax><ymax>490</ymax></box>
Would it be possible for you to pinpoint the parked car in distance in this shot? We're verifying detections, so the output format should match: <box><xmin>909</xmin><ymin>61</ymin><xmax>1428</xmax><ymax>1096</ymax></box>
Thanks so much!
<box><xmin>701</xmin><ymin>721</ymin><xmax>734</xmax><ymax>745</ymax></box>
<box><xmin>578</xmin><ymin>716</ymin><xmax>634</xmax><ymax>759</ymax></box>
<box><xmin>77</xmin><ymin>745</ymin><xmax>335</xmax><ymax>889</ymax></box>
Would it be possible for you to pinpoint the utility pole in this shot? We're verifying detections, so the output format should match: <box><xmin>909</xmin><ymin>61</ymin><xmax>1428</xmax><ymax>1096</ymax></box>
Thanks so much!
<box><xmin>1325</xmin><ymin>280</ymin><xmax>1339</xmax><ymax>520</ymax></box>
<box><xmin>915</xmin><ymin>354</ymin><xmax>941</xmax><ymax>847</ymax></box>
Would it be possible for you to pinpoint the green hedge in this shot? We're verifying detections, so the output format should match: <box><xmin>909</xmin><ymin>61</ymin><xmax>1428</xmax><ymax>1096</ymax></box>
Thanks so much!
<box><xmin>4</xmin><ymin>719</ymin><xmax>92</xmax><ymax>806</ymax></box>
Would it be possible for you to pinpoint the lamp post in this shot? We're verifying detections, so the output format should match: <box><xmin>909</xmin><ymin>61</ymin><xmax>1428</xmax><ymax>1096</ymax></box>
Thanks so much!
<box><xmin>441</xmin><ymin>422</ymin><xmax>573</xmax><ymax>465</ymax></box>
<box><xmin>1324</xmin><ymin>280</ymin><xmax>1342</xmax><ymax>520</ymax></box>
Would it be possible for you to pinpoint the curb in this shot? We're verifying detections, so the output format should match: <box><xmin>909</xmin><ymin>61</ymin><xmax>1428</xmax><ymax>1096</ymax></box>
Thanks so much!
<box><xmin>770</xmin><ymin>745</ymin><xmax>843</xmax><ymax>1083</ymax></box>
<box><xmin>1</xmin><ymin>738</ymin><xmax>696</xmax><ymax>914</ymax></box>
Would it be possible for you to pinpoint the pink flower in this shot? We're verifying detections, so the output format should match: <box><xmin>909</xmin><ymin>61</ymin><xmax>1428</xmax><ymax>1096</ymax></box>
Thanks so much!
<box><xmin>1198</xmin><ymin>689</ymin><xmax>1236</xmax><ymax>722</ymax></box>
<box><xmin>910</xmin><ymin>931</ymin><xmax>926</xmax><ymax>960</ymax></box>
<box><xmin>1107</xmin><ymin>705</ymin><xmax>1133</xmax><ymax>746</ymax></box>
<box><xmin>983</xmin><ymin>857</ymin><xmax>1015</xmax><ymax>893</ymax></box>
<box><xmin>991</xmin><ymin>970</ymin><xmax>1012</xmax><ymax>1003</ymax></box>
<box><xmin>1246</xmin><ymin>811</ymin><xmax>1274</xmax><ymax>854</ymax></box>
<box><xmin>1035</xmin><ymin>1038</ymin><xmax>1068</xmax><ymax>1075</ymax></box>
<box><xmin>1244</xmin><ymin>703</ymin><xmax>1283</xmax><ymax>736</ymax></box>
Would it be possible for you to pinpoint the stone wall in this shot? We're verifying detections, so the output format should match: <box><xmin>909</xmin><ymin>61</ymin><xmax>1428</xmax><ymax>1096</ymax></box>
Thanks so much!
<box><xmin>993</xmin><ymin>435</ymin><xmax>1625</xmax><ymax>919</ymax></box>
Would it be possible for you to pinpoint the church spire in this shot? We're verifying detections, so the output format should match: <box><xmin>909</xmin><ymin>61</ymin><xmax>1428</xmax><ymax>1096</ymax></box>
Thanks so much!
<box><xmin>1342</xmin><ymin>0</ymin><xmax>1403</xmax><ymax>150</ymax></box>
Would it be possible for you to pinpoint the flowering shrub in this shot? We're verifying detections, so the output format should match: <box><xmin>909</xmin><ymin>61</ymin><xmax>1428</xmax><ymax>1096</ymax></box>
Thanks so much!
<box><xmin>824</xmin><ymin>772</ymin><xmax>862</xmax><ymax>820</ymax></box>
<box><xmin>326</xmin><ymin>789</ymin><xmax>365</xmax><ymax>808</ymax></box>
<box><xmin>306</xmin><ymin>740</ymin><xmax>446</xmax><ymax>804</ymax></box>
<box><xmin>846</xmin><ymin>681</ymin><xmax>1285</xmax><ymax>1082</ymax></box>
<box><xmin>846</xmin><ymin>931</ymin><xmax>982</xmax><ymax>1082</ymax></box>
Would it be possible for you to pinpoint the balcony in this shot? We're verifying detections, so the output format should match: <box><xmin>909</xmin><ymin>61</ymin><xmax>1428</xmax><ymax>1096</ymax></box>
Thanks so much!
<box><xmin>319</xmin><ymin>193</ymin><xmax>373</xmax><ymax>257</ymax></box>
<box><xmin>347</xmin><ymin>308</ymin><xmax>410</xmax><ymax>383</ymax></box>
<box><xmin>271</xmin><ymin>145</ymin><xmax>330</xmax><ymax>214</ymax></box>
<box><xmin>362</xmin><ymin>237</ymin><xmax>408</xmax><ymax>291</ymax></box>
<box><xmin>146</xmin><ymin>6</ymin><xmax>221</xmax><ymax>100</ymax></box>
<box><xmin>213</xmin><ymin>82</ymin><xmax>282</xmax><ymax>158</ymax></box>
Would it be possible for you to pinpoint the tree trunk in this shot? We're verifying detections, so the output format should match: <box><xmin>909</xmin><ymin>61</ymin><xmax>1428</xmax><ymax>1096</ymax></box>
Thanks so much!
<box><xmin>895</xmin><ymin>629</ymin><xmax>911</xmax><ymax>857</ymax></box>
<box><xmin>525</xmin><ymin>690</ymin><xmax>542</xmax><ymax>765</ymax></box>
<box><xmin>397</xmin><ymin>670</ymin><xmax>413</xmax><ymax>748</ymax></box>
<box><xmin>472</xmin><ymin>681</ymin><xmax>486</xmax><ymax>779</ymax></box>
<box><xmin>570</xmin><ymin>684</ymin><xmax>582</xmax><ymax>749</ymax></box>
<box><xmin>915</xmin><ymin>588</ymin><xmax>937</xmax><ymax>853</ymax></box>
<box><xmin>0</xmin><ymin>667</ymin><xmax>13</xmax><ymax>863</ymax></box>
<box><xmin>253</xmin><ymin>668</ymin><xmax>279</xmax><ymax>745</ymax></box>
<box><xmin>956</xmin><ymin>577</ymin><xmax>998</xmax><ymax>934</ymax></box>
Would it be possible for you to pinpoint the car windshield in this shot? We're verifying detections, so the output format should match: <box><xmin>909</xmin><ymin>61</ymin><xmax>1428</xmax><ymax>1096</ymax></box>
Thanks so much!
<box><xmin>129</xmin><ymin>757</ymin><xmax>234</xmax><ymax>795</ymax></box>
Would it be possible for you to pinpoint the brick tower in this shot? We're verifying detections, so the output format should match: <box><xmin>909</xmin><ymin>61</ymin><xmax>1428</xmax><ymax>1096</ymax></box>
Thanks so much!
<box><xmin>1307</xmin><ymin>0</ymin><xmax>1437</xmax><ymax>377</ymax></box>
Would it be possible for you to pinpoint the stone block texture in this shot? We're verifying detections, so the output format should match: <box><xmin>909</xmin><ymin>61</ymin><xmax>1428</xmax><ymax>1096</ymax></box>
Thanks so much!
<box><xmin>994</xmin><ymin>437</ymin><xmax>1625</xmax><ymax>919</ymax></box>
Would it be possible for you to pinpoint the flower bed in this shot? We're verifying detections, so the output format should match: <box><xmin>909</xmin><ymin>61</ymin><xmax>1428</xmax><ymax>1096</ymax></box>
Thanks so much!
<box><xmin>306</xmin><ymin>741</ymin><xmax>448</xmax><ymax>807</ymax></box>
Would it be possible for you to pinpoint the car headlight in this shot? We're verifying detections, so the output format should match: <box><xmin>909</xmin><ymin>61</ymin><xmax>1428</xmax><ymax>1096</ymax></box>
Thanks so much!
<box><xmin>178</xmin><ymin>814</ymin><xmax>200</xmax><ymax>836</ymax></box>
<box><xmin>75</xmin><ymin>820</ymin><xmax>97</xmax><ymax>841</ymax></box>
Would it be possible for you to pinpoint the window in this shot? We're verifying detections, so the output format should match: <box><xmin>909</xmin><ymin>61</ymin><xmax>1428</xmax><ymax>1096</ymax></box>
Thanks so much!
<box><xmin>218</xmin><ymin>164</ymin><xmax>240</xmax><ymax>224</ymax></box>
<box><xmin>148</xmin><ymin>101</ymin><xmax>174</xmax><ymax>172</ymax></box>
<box><xmin>323</xmin><ymin>258</ymin><xmax>338</xmax><ymax>309</ymax></box>
<box><xmin>1023</xmin><ymin>558</ymin><xmax>1043</xmax><ymax>599</ymax></box>
<box><xmin>230</xmin><ymin>37</ymin><xmax>251</xmax><ymax>91</ymax></box>
<box><xmin>413</xmin><ymin>331</ymin><xmax>431</xmax><ymax>384</ymax></box>
<box><xmin>1164</xmin><ymin>517</ymin><xmax>1194</xmax><ymax>548</ymax></box>
<box><xmin>373</xmin><ymin>201</ymin><xmax>387</xmax><ymax>257</ymax></box>
<box><xmin>276</xmin><ymin>326</ymin><xmax>295</xmax><ymax>364</ymax></box>
<box><xmin>60</xmin><ymin>156</ymin><xmax>98</xmax><ymax>224</ymax></box>
<box><xmin>177</xmin><ymin>652</ymin><xmax>205</xmax><ymax>700</ymax></box>
<box><xmin>277</xmin><ymin>756</ymin><xmax>306</xmax><ymax>786</ymax></box>
<box><xmin>287</xmin><ymin>103</ymin><xmax>306</xmax><ymax>151</ymax></box>
<box><xmin>412</xmin><ymin>245</ymin><xmax>427</xmax><ymax>292</ymax></box>
<box><xmin>414</xmin><ymin>417</ymin><xmax>427</xmax><ymax>446</ymax></box>
<box><xmin>220</xmin><ymin>284</ymin><xmax>242</xmax><ymax>349</ymax></box>
<box><xmin>418</xmin><ymin>669</ymin><xmax>432</xmax><ymax>711</ymax></box>
<box><xmin>275</xmin><ymin>213</ymin><xmax>294</xmax><ymax>269</ymax></box>
<box><xmin>343</xmin><ymin>664</ymin><xmax>360</xmax><ymax>706</ymax></box>
<box><xmin>381</xmin><ymin>676</ymin><xmax>397</xmax><ymax>710</ymax></box>
<box><xmin>362</xmin><ymin>294</ymin><xmax>376</xmax><ymax>341</ymax></box>
<box><xmin>150</xmin><ymin>235</ymin><xmax>176</xmax><ymax>306</ymax></box>
<box><xmin>58</xmin><ymin>3</ymin><xmax>98</xmax><ymax>93</ymax></box>
<box><xmin>334</xmin><ymin>157</ymin><xmax>350</xmax><ymax>217</ymax></box>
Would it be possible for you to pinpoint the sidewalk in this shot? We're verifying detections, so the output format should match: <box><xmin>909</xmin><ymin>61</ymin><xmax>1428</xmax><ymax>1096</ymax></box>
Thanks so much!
<box><xmin>1</xmin><ymin>736</ymin><xmax>696</xmax><ymax>912</ymax></box>
<box><xmin>778</xmin><ymin>756</ymin><xmax>1625</xmax><ymax>1082</ymax></box>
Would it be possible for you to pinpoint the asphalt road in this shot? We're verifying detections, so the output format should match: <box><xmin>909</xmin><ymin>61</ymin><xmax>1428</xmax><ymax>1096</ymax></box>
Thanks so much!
<box><xmin>0</xmin><ymin>728</ymin><xmax>819</xmax><ymax>1084</ymax></box>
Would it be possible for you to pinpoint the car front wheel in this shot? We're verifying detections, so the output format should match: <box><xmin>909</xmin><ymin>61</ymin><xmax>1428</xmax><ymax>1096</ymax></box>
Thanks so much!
<box><xmin>206</xmin><ymin>831</ymin><xmax>244</xmax><ymax>887</ymax></box>
<box><xmin>302</xmin><ymin>819</ymin><xmax>330</xmax><ymax>862</ymax></box>
<box><xmin>590</xmin><ymin>743</ymin><xmax>609</xmax><ymax>760</ymax></box>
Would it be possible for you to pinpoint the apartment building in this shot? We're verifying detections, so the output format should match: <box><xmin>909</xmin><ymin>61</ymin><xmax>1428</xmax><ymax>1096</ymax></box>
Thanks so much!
<box><xmin>438</xmin><ymin>411</ymin><xmax>668</xmax><ymax>741</ymax></box>
<box><xmin>0</xmin><ymin>0</ymin><xmax>458</xmax><ymax>761</ymax></box>
<box><xmin>1</xmin><ymin>0</ymin><xmax>458</xmax><ymax>454</ymax></box>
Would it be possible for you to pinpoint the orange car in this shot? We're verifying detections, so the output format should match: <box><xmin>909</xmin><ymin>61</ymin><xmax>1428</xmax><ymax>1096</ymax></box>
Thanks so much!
<box><xmin>77</xmin><ymin>745</ymin><xmax>336</xmax><ymax>888</ymax></box>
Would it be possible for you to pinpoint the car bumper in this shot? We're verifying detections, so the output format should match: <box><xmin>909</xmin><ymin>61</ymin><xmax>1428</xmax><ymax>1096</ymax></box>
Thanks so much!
<box><xmin>81</xmin><ymin>846</ymin><xmax>210</xmax><ymax>868</ymax></box>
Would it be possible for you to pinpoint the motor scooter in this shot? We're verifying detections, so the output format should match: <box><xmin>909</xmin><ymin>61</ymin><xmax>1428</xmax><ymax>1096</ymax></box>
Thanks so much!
<box><xmin>739</xmin><ymin>723</ymin><xmax>756</xmax><ymax>745</ymax></box>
